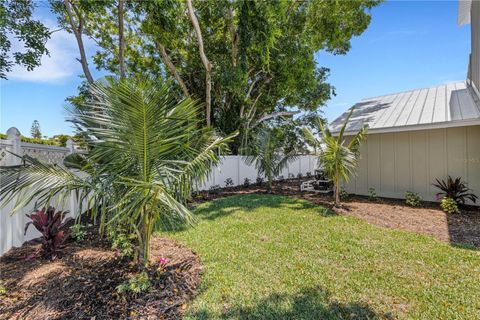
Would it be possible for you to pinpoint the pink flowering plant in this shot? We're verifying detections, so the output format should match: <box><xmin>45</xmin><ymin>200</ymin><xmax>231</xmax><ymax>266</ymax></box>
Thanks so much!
<box><xmin>156</xmin><ymin>257</ymin><xmax>169</xmax><ymax>274</ymax></box>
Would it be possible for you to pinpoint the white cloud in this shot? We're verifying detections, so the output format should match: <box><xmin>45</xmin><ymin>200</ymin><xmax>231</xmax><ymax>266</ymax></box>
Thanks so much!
<box><xmin>8</xmin><ymin>17</ymin><xmax>96</xmax><ymax>83</ymax></box>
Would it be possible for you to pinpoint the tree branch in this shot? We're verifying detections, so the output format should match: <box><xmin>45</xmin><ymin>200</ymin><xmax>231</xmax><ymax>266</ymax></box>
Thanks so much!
<box><xmin>254</xmin><ymin>111</ymin><xmax>300</xmax><ymax>127</ymax></box>
<box><xmin>186</xmin><ymin>0</ymin><xmax>212</xmax><ymax>126</ymax></box>
<box><xmin>118</xmin><ymin>0</ymin><xmax>126</xmax><ymax>79</ymax></box>
<box><xmin>63</xmin><ymin>0</ymin><xmax>94</xmax><ymax>84</ymax></box>
<box><xmin>156</xmin><ymin>42</ymin><xmax>190</xmax><ymax>97</ymax></box>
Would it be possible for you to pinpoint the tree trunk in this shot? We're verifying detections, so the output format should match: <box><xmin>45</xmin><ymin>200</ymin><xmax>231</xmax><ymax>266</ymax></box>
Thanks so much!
<box><xmin>186</xmin><ymin>0</ymin><xmax>212</xmax><ymax>126</ymax></box>
<box><xmin>334</xmin><ymin>181</ymin><xmax>340</xmax><ymax>206</ymax></box>
<box><xmin>63</xmin><ymin>0</ymin><xmax>94</xmax><ymax>84</ymax></box>
<box><xmin>156</xmin><ymin>42</ymin><xmax>190</xmax><ymax>97</ymax></box>
<box><xmin>118</xmin><ymin>0</ymin><xmax>126</xmax><ymax>79</ymax></box>
<box><xmin>136</xmin><ymin>209</ymin><xmax>153</xmax><ymax>265</ymax></box>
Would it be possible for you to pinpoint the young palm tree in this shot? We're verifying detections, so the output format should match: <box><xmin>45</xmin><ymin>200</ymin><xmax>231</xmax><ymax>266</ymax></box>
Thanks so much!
<box><xmin>1</xmin><ymin>77</ymin><xmax>234</xmax><ymax>263</ymax></box>
<box><xmin>245</xmin><ymin>127</ymin><xmax>297</xmax><ymax>191</ymax></box>
<box><xmin>302</xmin><ymin>110</ymin><xmax>367</xmax><ymax>205</ymax></box>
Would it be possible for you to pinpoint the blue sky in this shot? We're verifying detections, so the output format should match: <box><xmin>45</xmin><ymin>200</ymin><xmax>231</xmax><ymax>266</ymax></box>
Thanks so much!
<box><xmin>0</xmin><ymin>0</ymin><xmax>471</xmax><ymax>137</ymax></box>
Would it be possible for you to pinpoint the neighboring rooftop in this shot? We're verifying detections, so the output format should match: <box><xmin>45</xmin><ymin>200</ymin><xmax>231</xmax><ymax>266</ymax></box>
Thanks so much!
<box><xmin>330</xmin><ymin>81</ymin><xmax>480</xmax><ymax>135</ymax></box>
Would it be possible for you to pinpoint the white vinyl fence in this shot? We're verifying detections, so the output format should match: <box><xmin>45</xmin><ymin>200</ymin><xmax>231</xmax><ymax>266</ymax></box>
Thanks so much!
<box><xmin>199</xmin><ymin>155</ymin><xmax>318</xmax><ymax>190</ymax></box>
<box><xmin>0</xmin><ymin>126</ymin><xmax>319</xmax><ymax>255</ymax></box>
<box><xmin>0</xmin><ymin>127</ymin><xmax>82</xmax><ymax>255</ymax></box>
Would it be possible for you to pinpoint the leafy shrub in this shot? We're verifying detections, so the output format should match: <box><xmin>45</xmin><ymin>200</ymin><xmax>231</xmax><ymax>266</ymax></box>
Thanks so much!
<box><xmin>368</xmin><ymin>188</ymin><xmax>377</xmax><ymax>201</ymax></box>
<box><xmin>440</xmin><ymin>197</ymin><xmax>460</xmax><ymax>214</ymax></box>
<box><xmin>306</xmin><ymin>172</ymin><xmax>312</xmax><ymax>179</ymax></box>
<box><xmin>108</xmin><ymin>226</ymin><xmax>136</xmax><ymax>258</ymax></box>
<box><xmin>194</xmin><ymin>192</ymin><xmax>208</xmax><ymax>200</ymax></box>
<box><xmin>243</xmin><ymin>178</ymin><xmax>251</xmax><ymax>188</ymax></box>
<box><xmin>116</xmin><ymin>271</ymin><xmax>151</xmax><ymax>294</ymax></box>
<box><xmin>256</xmin><ymin>177</ymin><xmax>264</xmax><ymax>186</ymax></box>
<box><xmin>405</xmin><ymin>191</ymin><xmax>422</xmax><ymax>207</ymax></box>
<box><xmin>0</xmin><ymin>282</ymin><xmax>7</xmax><ymax>296</ymax></box>
<box><xmin>70</xmin><ymin>224</ymin><xmax>87</xmax><ymax>241</ymax></box>
<box><xmin>225</xmin><ymin>178</ymin><xmax>234</xmax><ymax>188</ymax></box>
<box><xmin>288</xmin><ymin>173</ymin><xmax>295</xmax><ymax>180</ymax></box>
<box><xmin>209</xmin><ymin>185</ymin><xmax>221</xmax><ymax>194</ymax></box>
<box><xmin>339</xmin><ymin>187</ymin><xmax>349</xmax><ymax>200</ymax></box>
<box><xmin>433</xmin><ymin>176</ymin><xmax>478</xmax><ymax>204</ymax></box>
<box><xmin>24</xmin><ymin>207</ymin><xmax>72</xmax><ymax>259</ymax></box>
<box><xmin>297</xmin><ymin>173</ymin><xmax>303</xmax><ymax>180</ymax></box>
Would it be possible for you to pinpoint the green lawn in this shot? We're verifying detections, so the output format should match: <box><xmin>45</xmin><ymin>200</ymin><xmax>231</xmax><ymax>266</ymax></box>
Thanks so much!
<box><xmin>159</xmin><ymin>194</ymin><xmax>480</xmax><ymax>319</ymax></box>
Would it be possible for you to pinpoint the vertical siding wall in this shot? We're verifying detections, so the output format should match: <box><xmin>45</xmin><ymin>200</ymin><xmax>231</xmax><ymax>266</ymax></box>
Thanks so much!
<box><xmin>345</xmin><ymin>126</ymin><xmax>480</xmax><ymax>204</ymax></box>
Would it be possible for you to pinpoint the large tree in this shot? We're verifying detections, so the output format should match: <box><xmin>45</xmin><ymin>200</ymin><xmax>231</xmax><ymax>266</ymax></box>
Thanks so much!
<box><xmin>50</xmin><ymin>0</ymin><xmax>380</xmax><ymax>151</ymax></box>
<box><xmin>0</xmin><ymin>0</ymin><xmax>51</xmax><ymax>79</ymax></box>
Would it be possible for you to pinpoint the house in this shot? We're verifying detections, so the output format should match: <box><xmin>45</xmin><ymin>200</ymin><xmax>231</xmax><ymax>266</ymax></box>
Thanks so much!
<box><xmin>330</xmin><ymin>0</ymin><xmax>480</xmax><ymax>204</ymax></box>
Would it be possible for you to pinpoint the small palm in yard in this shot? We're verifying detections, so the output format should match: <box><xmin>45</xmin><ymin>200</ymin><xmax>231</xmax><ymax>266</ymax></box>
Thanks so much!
<box><xmin>0</xmin><ymin>77</ymin><xmax>234</xmax><ymax>264</ymax></box>
<box><xmin>303</xmin><ymin>109</ymin><xmax>367</xmax><ymax>205</ymax></box>
<box><xmin>245</xmin><ymin>127</ymin><xmax>297</xmax><ymax>191</ymax></box>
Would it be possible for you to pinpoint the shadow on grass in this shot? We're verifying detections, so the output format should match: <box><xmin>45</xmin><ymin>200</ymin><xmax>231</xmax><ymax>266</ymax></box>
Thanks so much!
<box><xmin>194</xmin><ymin>194</ymin><xmax>336</xmax><ymax>221</ymax></box>
<box><xmin>189</xmin><ymin>286</ymin><xmax>394</xmax><ymax>320</ymax></box>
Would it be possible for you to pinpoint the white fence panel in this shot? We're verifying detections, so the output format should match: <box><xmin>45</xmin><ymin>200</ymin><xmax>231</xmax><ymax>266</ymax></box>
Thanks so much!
<box><xmin>197</xmin><ymin>155</ymin><xmax>318</xmax><ymax>191</ymax></box>
<box><xmin>239</xmin><ymin>157</ymin><xmax>259</xmax><ymax>185</ymax></box>
<box><xmin>0</xmin><ymin>127</ymin><xmax>79</xmax><ymax>255</ymax></box>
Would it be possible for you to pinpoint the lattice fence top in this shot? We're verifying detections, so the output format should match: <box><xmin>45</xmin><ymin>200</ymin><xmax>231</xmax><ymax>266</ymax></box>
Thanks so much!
<box><xmin>0</xmin><ymin>139</ymin><xmax>71</xmax><ymax>166</ymax></box>
<box><xmin>21</xmin><ymin>143</ymin><xmax>70</xmax><ymax>165</ymax></box>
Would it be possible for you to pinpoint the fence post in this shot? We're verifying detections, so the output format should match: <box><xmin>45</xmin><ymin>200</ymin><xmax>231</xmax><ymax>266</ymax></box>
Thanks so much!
<box><xmin>5</xmin><ymin>127</ymin><xmax>24</xmax><ymax>249</ymax></box>
<box><xmin>6</xmin><ymin>127</ymin><xmax>22</xmax><ymax>166</ymax></box>
<box><xmin>66</xmin><ymin>139</ymin><xmax>74</xmax><ymax>154</ymax></box>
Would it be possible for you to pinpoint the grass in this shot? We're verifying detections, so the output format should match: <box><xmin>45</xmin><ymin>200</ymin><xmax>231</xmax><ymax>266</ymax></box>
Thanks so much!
<box><xmin>159</xmin><ymin>194</ymin><xmax>480</xmax><ymax>319</ymax></box>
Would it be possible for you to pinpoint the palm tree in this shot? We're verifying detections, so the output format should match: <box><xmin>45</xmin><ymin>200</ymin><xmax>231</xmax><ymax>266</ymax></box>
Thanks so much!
<box><xmin>1</xmin><ymin>77</ymin><xmax>234</xmax><ymax>263</ymax></box>
<box><xmin>245</xmin><ymin>127</ymin><xmax>297</xmax><ymax>191</ymax></box>
<box><xmin>302</xmin><ymin>110</ymin><xmax>367</xmax><ymax>205</ymax></box>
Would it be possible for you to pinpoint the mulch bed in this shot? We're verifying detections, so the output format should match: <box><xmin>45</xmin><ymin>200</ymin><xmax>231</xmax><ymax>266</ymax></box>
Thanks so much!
<box><xmin>0</xmin><ymin>226</ymin><xmax>202</xmax><ymax>320</ymax></box>
<box><xmin>194</xmin><ymin>180</ymin><xmax>480</xmax><ymax>248</ymax></box>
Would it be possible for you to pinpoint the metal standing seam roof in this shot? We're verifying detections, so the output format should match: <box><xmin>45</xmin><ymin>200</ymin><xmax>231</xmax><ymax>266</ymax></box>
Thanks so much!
<box><xmin>330</xmin><ymin>81</ymin><xmax>480</xmax><ymax>135</ymax></box>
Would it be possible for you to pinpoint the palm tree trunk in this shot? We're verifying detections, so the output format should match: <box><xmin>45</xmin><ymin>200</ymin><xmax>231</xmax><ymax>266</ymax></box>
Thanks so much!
<box><xmin>335</xmin><ymin>183</ymin><xmax>340</xmax><ymax>205</ymax></box>
<box><xmin>137</xmin><ymin>209</ymin><xmax>153</xmax><ymax>265</ymax></box>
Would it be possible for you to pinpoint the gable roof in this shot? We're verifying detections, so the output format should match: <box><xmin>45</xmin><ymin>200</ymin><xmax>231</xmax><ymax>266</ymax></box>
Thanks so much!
<box><xmin>330</xmin><ymin>81</ymin><xmax>480</xmax><ymax>135</ymax></box>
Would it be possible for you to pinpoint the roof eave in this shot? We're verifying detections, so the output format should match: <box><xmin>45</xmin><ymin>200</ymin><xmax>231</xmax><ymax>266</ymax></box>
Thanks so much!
<box><xmin>334</xmin><ymin>118</ymin><xmax>480</xmax><ymax>136</ymax></box>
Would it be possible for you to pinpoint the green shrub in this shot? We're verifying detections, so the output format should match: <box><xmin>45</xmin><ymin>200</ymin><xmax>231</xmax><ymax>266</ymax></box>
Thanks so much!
<box><xmin>70</xmin><ymin>224</ymin><xmax>87</xmax><ymax>241</ymax></box>
<box><xmin>209</xmin><ymin>185</ymin><xmax>221</xmax><ymax>194</ymax></box>
<box><xmin>405</xmin><ymin>191</ymin><xmax>422</xmax><ymax>207</ymax></box>
<box><xmin>225</xmin><ymin>178</ymin><xmax>234</xmax><ymax>188</ymax></box>
<box><xmin>368</xmin><ymin>188</ymin><xmax>377</xmax><ymax>201</ymax></box>
<box><xmin>243</xmin><ymin>178</ymin><xmax>251</xmax><ymax>188</ymax></box>
<box><xmin>440</xmin><ymin>197</ymin><xmax>460</xmax><ymax>214</ymax></box>
<box><xmin>116</xmin><ymin>271</ymin><xmax>151</xmax><ymax>294</ymax></box>
<box><xmin>108</xmin><ymin>226</ymin><xmax>136</xmax><ymax>258</ymax></box>
<box><xmin>339</xmin><ymin>187</ymin><xmax>349</xmax><ymax>200</ymax></box>
<box><xmin>0</xmin><ymin>282</ymin><xmax>7</xmax><ymax>296</ymax></box>
<box><xmin>256</xmin><ymin>177</ymin><xmax>264</xmax><ymax>186</ymax></box>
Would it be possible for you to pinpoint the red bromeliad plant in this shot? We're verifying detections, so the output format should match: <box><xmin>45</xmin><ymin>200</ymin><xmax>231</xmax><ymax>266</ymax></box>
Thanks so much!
<box><xmin>25</xmin><ymin>207</ymin><xmax>72</xmax><ymax>259</ymax></box>
<box><xmin>433</xmin><ymin>176</ymin><xmax>478</xmax><ymax>205</ymax></box>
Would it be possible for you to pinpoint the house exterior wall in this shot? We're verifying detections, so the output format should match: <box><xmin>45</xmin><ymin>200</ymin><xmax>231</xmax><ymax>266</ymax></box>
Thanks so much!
<box><xmin>469</xmin><ymin>0</ymin><xmax>480</xmax><ymax>93</ymax></box>
<box><xmin>344</xmin><ymin>125</ymin><xmax>480</xmax><ymax>205</ymax></box>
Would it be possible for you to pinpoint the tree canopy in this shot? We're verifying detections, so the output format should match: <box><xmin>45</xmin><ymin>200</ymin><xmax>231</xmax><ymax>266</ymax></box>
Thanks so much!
<box><xmin>0</xmin><ymin>0</ymin><xmax>51</xmax><ymax>79</ymax></box>
<box><xmin>5</xmin><ymin>0</ymin><xmax>381</xmax><ymax>151</ymax></box>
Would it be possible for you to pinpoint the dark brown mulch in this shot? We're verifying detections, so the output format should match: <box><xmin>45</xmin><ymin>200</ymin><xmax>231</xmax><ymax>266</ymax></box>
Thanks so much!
<box><xmin>0</xmin><ymin>227</ymin><xmax>202</xmax><ymax>320</ymax></box>
<box><xmin>193</xmin><ymin>180</ymin><xmax>480</xmax><ymax>249</ymax></box>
